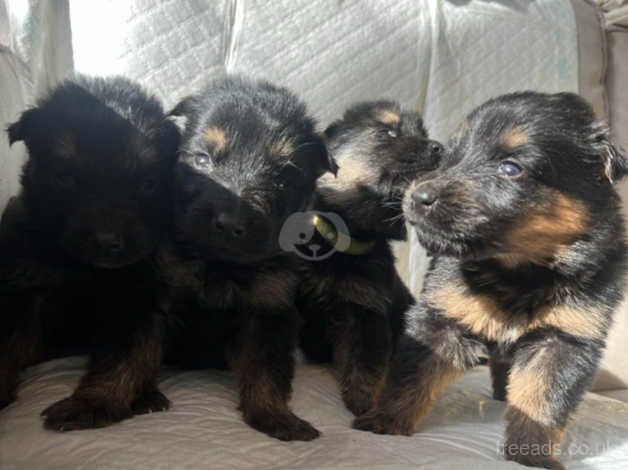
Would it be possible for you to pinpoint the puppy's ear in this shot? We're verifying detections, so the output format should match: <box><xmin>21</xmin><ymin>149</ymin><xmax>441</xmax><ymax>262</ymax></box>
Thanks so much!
<box><xmin>7</xmin><ymin>108</ymin><xmax>41</xmax><ymax>145</ymax></box>
<box><xmin>166</xmin><ymin>96</ymin><xmax>198</xmax><ymax>135</ymax></box>
<box><xmin>324</xmin><ymin>121</ymin><xmax>342</xmax><ymax>141</ymax></box>
<box><xmin>589</xmin><ymin>122</ymin><xmax>628</xmax><ymax>183</ymax></box>
<box><xmin>307</xmin><ymin>134</ymin><xmax>337</xmax><ymax>177</ymax></box>
<box><xmin>158</xmin><ymin>117</ymin><xmax>182</xmax><ymax>163</ymax></box>
<box><xmin>166</xmin><ymin>114</ymin><xmax>188</xmax><ymax>135</ymax></box>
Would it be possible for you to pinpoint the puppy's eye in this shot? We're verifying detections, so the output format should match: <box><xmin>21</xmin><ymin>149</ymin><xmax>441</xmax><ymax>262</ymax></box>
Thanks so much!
<box><xmin>498</xmin><ymin>160</ymin><xmax>524</xmax><ymax>178</ymax></box>
<box><xmin>430</xmin><ymin>143</ymin><xmax>443</xmax><ymax>155</ymax></box>
<box><xmin>274</xmin><ymin>182</ymin><xmax>286</xmax><ymax>191</ymax></box>
<box><xmin>387</xmin><ymin>129</ymin><xmax>398</xmax><ymax>138</ymax></box>
<box><xmin>193</xmin><ymin>152</ymin><xmax>211</xmax><ymax>169</ymax></box>
<box><xmin>141</xmin><ymin>177</ymin><xmax>158</xmax><ymax>194</ymax></box>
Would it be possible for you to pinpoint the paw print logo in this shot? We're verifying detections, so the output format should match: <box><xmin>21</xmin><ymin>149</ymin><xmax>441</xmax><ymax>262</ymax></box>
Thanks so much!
<box><xmin>279</xmin><ymin>211</ymin><xmax>350</xmax><ymax>260</ymax></box>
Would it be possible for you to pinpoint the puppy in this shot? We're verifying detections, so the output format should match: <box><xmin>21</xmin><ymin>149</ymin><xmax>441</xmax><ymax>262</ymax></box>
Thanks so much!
<box><xmin>0</xmin><ymin>76</ymin><xmax>179</xmax><ymax>429</ymax></box>
<box><xmin>296</xmin><ymin>101</ymin><xmax>443</xmax><ymax>415</ymax></box>
<box><xmin>160</xmin><ymin>76</ymin><xmax>334</xmax><ymax>441</ymax></box>
<box><xmin>353</xmin><ymin>92</ymin><xmax>627</xmax><ymax>469</ymax></box>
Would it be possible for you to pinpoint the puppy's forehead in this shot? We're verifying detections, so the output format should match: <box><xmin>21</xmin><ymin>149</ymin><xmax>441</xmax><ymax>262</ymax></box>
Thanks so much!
<box><xmin>54</xmin><ymin>133</ymin><xmax>76</xmax><ymax>159</ymax></box>
<box><xmin>49</xmin><ymin>126</ymin><xmax>158</xmax><ymax>171</ymax></box>
<box><xmin>198</xmin><ymin>109</ymin><xmax>301</xmax><ymax>166</ymax></box>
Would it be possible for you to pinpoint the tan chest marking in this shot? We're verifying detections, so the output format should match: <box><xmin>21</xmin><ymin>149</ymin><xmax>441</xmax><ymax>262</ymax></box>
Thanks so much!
<box><xmin>427</xmin><ymin>284</ymin><xmax>608</xmax><ymax>343</ymax></box>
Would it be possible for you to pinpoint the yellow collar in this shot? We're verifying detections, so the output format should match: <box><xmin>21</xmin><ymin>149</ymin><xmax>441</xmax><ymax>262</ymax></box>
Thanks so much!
<box><xmin>312</xmin><ymin>214</ymin><xmax>376</xmax><ymax>256</ymax></box>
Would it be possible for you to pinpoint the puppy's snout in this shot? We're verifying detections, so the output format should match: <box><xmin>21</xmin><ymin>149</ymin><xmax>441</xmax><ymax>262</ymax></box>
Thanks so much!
<box><xmin>95</xmin><ymin>232</ymin><xmax>125</xmax><ymax>254</ymax></box>
<box><xmin>214</xmin><ymin>212</ymin><xmax>245</xmax><ymax>238</ymax></box>
<box><xmin>412</xmin><ymin>184</ymin><xmax>439</xmax><ymax>209</ymax></box>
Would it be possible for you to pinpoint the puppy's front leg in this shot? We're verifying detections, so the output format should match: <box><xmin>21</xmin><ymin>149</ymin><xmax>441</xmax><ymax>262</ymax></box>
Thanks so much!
<box><xmin>0</xmin><ymin>294</ymin><xmax>44</xmax><ymax>408</ymax></box>
<box><xmin>42</xmin><ymin>314</ymin><xmax>167</xmax><ymax>431</ymax></box>
<box><xmin>503</xmin><ymin>331</ymin><xmax>601</xmax><ymax>470</ymax></box>
<box><xmin>330</xmin><ymin>304</ymin><xmax>392</xmax><ymax>416</ymax></box>
<box><xmin>489</xmin><ymin>356</ymin><xmax>511</xmax><ymax>401</ymax></box>
<box><xmin>354</xmin><ymin>306</ymin><xmax>483</xmax><ymax>434</ymax></box>
<box><xmin>231</xmin><ymin>310</ymin><xmax>319</xmax><ymax>441</ymax></box>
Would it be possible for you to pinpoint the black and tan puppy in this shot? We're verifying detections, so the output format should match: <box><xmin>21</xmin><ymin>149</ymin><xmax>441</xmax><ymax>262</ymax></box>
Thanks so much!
<box><xmin>354</xmin><ymin>92</ymin><xmax>627</xmax><ymax>469</ymax></box>
<box><xmin>295</xmin><ymin>102</ymin><xmax>443</xmax><ymax>415</ymax></box>
<box><xmin>160</xmin><ymin>76</ymin><xmax>334</xmax><ymax>441</ymax></box>
<box><xmin>0</xmin><ymin>77</ymin><xmax>179</xmax><ymax>429</ymax></box>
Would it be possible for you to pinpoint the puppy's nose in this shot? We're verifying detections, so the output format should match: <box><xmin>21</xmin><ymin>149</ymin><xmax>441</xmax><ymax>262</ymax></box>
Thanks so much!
<box><xmin>214</xmin><ymin>212</ymin><xmax>245</xmax><ymax>238</ymax></box>
<box><xmin>413</xmin><ymin>189</ymin><xmax>437</xmax><ymax>207</ymax></box>
<box><xmin>95</xmin><ymin>232</ymin><xmax>124</xmax><ymax>254</ymax></box>
<box><xmin>411</xmin><ymin>184</ymin><xmax>439</xmax><ymax>211</ymax></box>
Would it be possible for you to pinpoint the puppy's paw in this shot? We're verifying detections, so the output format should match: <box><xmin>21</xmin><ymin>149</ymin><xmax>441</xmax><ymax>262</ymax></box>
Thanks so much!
<box><xmin>0</xmin><ymin>398</ymin><xmax>14</xmax><ymax>410</ymax></box>
<box><xmin>245</xmin><ymin>410</ymin><xmax>320</xmax><ymax>441</ymax></box>
<box><xmin>41</xmin><ymin>396</ymin><xmax>132</xmax><ymax>431</ymax></box>
<box><xmin>492</xmin><ymin>388</ymin><xmax>507</xmax><ymax>401</ymax></box>
<box><xmin>0</xmin><ymin>380</ymin><xmax>17</xmax><ymax>409</ymax></box>
<box><xmin>342</xmin><ymin>387</ymin><xmax>375</xmax><ymax>416</ymax></box>
<box><xmin>353</xmin><ymin>409</ymin><xmax>413</xmax><ymax>436</ymax></box>
<box><xmin>0</xmin><ymin>390</ymin><xmax>16</xmax><ymax>410</ymax></box>
<box><xmin>131</xmin><ymin>388</ymin><xmax>171</xmax><ymax>415</ymax></box>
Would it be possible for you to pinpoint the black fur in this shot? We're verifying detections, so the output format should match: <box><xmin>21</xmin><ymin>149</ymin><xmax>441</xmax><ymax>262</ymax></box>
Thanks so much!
<box><xmin>0</xmin><ymin>76</ymin><xmax>179</xmax><ymax>429</ymax></box>
<box><xmin>160</xmin><ymin>76</ymin><xmax>332</xmax><ymax>441</ymax></box>
<box><xmin>354</xmin><ymin>92</ymin><xmax>627</xmax><ymax>470</ymax></box>
<box><xmin>296</xmin><ymin>101</ymin><xmax>443</xmax><ymax>415</ymax></box>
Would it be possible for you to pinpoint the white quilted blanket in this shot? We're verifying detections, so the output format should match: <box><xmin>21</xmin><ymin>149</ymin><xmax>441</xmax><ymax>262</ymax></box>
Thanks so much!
<box><xmin>1</xmin><ymin>359</ymin><xmax>627</xmax><ymax>469</ymax></box>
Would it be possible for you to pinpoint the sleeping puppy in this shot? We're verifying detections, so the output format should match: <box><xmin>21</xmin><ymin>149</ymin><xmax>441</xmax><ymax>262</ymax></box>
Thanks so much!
<box><xmin>0</xmin><ymin>77</ymin><xmax>179</xmax><ymax>430</ymax></box>
<box><xmin>296</xmin><ymin>101</ymin><xmax>443</xmax><ymax>415</ymax></box>
<box><xmin>354</xmin><ymin>92</ymin><xmax>627</xmax><ymax>469</ymax></box>
<box><xmin>160</xmin><ymin>76</ymin><xmax>334</xmax><ymax>441</ymax></box>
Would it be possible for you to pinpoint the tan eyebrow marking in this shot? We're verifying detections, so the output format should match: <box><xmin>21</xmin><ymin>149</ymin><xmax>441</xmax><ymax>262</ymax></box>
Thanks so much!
<box><xmin>202</xmin><ymin>126</ymin><xmax>227</xmax><ymax>152</ymax></box>
<box><xmin>501</xmin><ymin>126</ymin><xmax>528</xmax><ymax>149</ymax></box>
<box><xmin>375</xmin><ymin>110</ymin><xmax>401</xmax><ymax>126</ymax></box>
<box><xmin>269</xmin><ymin>136</ymin><xmax>295</xmax><ymax>160</ymax></box>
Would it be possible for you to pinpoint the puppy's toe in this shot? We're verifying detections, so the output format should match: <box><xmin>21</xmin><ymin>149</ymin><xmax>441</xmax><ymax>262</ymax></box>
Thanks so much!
<box><xmin>131</xmin><ymin>388</ymin><xmax>171</xmax><ymax>415</ymax></box>
<box><xmin>42</xmin><ymin>396</ymin><xmax>131</xmax><ymax>431</ymax></box>
<box><xmin>352</xmin><ymin>410</ymin><xmax>413</xmax><ymax>436</ymax></box>
<box><xmin>246</xmin><ymin>410</ymin><xmax>320</xmax><ymax>441</ymax></box>
<box><xmin>342</xmin><ymin>388</ymin><xmax>375</xmax><ymax>416</ymax></box>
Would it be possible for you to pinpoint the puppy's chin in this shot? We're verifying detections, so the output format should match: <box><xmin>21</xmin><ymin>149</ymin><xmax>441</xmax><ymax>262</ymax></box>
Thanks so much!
<box><xmin>186</xmin><ymin>235</ymin><xmax>278</xmax><ymax>265</ymax></box>
<box><xmin>407</xmin><ymin>215</ymin><xmax>473</xmax><ymax>258</ymax></box>
<box><xmin>206</xmin><ymin>246</ymin><xmax>278</xmax><ymax>265</ymax></box>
